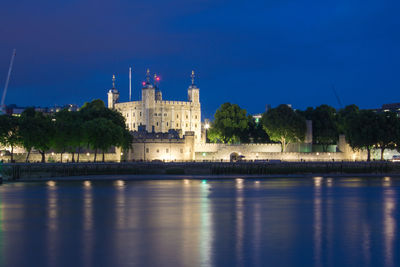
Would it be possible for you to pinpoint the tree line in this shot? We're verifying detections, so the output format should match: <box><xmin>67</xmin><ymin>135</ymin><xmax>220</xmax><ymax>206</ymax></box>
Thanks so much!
<box><xmin>0</xmin><ymin>100</ymin><xmax>132</xmax><ymax>163</ymax></box>
<box><xmin>208</xmin><ymin>103</ymin><xmax>400</xmax><ymax>160</ymax></box>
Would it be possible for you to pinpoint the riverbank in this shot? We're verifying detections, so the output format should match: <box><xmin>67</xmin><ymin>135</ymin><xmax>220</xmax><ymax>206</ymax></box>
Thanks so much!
<box><xmin>10</xmin><ymin>173</ymin><xmax>400</xmax><ymax>182</ymax></box>
<box><xmin>1</xmin><ymin>161</ymin><xmax>399</xmax><ymax>181</ymax></box>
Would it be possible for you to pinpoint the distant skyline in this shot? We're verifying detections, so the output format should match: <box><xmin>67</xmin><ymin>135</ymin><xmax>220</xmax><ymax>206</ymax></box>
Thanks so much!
<box><xmin>1</xmin><ymin>0</ymin><xmax>399</xmax><ymax>119</ymax></box>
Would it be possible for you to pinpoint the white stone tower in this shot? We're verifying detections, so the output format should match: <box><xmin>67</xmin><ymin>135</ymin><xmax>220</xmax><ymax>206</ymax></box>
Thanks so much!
<box><xmin>107</xmin><ymin>75</ymin><xmax>120</xmax><ymax>109</ymax></box>
<box><xmin>188</xmin><ymin>70</ymin><xmax>199</xmax><ymax>103</ymax></box>
<box><xmin>142</xmin><ymin>69</ymin><xmax>155</xmax><ymax>132</ymax></box>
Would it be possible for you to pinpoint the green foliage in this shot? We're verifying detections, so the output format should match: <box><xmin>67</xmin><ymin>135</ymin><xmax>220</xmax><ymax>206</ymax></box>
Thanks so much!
<box><xmin>53</xmin><ymin>109</ymin><xmax>76</xmax><ymax>160</ymax></box>
<box><xmin>84</xmin><ymin>118</ymin><xmax>121</xmax><ymax>151</ymax></box>
<box><xmin>346</xmin><ymin>110</ymin><xmax>379</xmax><ymax>161</ymax></box>
<box><xmin>207</xmin><ymin>126</ymin><xmax>223</xmax><ymax>143</ymax></box>
<box><xmin>19</xmin><ymin>109</ymin><xmax>54</xmax><ymax>162</ymax></box>
<box><xmin>238</xmin><ymin>115</ymin><xmax>270</xmax><ymax>143</ymax></box>
<box><xmin>75</xmin><ymin>100</ymin><xmax>130</xmax><ymax>162</ymax></box>
<box><xmin>19</xmin><ymin>108</ymin><xmax>37</xmax><ymax>161</ymax></box>
<box><xmin>375</xmin><ymin>112</ymin><xmax>400</xmax><ymax>160</ymax></box>
<box><xmin>338</xmin><ymin>104</ymin><xmax>359</xmax><ymax>134</ymax></box>
<box><xmin>262</xmin><ymin>104</ymin><xmax>306</xmax><ymax>152</ymax></box>
<box><xmin>14</xmin><ymin>100</ymin><xmax>132</xmax><ymax>163</ymax></box>
<box><xmin>0</xmin><ymin>115</ymin><xmax>21</xmax><ymax>162</ymax></box>
<box><xmin>209</xmin><ymin>103</ymin><xmax>248</xmax><ymax>143</ymax></box>
<box><xmin>304</xmin><ymin>105</ymin><xmax>339</xmax><ymax>151</ymax></box>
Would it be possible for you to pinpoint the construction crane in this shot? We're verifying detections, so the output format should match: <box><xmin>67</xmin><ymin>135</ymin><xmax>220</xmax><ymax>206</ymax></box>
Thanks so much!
<box><xmin>1</xmin><ymin>49</ymin><xmax>16</xmax><ymax>114</ymax></box>
<box><xmin>331</xmin><ymin>83</ymin><xmax>343</xmax><ymax>109</ymax></box>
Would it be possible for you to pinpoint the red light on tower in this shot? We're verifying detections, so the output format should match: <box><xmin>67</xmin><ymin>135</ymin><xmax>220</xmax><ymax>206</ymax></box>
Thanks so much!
<box><xmin>142</xmin><ymin>81</ymin><xmax>146</xmax><ymax>86</ymax></box>
<box><xmin>156</xmin><ymin>76</ymin><xmax>160</xmax><ymax>82</ymax></box>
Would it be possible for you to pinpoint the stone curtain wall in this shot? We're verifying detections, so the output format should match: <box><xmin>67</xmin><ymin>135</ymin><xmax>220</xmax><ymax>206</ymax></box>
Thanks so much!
<box><xmin>195</xmin><ymin>151</ymin><xmax>349</xmax><ymax>162</ymax></box>
<box><xmin>0</xmin><ymin>152</ymin><xmax>121</xmax><ymax>163</ymax></box>
<box><xmin>194</xmin><ymin>143</ymin><xmax>366</xmax><ymax>161</ymax></box>
<box><xmin>195</xmin><ymin>143</ymin><xmax>282</xmax><ymax>153</ymax></box>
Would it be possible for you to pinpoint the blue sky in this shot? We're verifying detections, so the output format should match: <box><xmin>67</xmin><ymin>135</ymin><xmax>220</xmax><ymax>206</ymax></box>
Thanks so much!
<box><xmin>0</xmin><ymin>0</ymin><xmax>399</xmax><ymax>119</ymax></box>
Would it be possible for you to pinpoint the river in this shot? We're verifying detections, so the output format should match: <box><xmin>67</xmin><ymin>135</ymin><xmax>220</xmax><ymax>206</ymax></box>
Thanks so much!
<box><xmin>0</xmin><ymin>176</ymin><xmax>398</xmax><ymax>266</ymax></box>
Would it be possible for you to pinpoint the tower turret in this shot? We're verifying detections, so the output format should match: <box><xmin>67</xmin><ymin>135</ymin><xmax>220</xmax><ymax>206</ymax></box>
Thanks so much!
<box><xmin>107</xmin><ymin>75</ymin><xmax>120</xmax><ymax>109</ymax></box>
<box><xmin>142</xmin><ymin>69</ymin><xmax>155</xmax><ymax>131</ymax></box>
<box><xmin>154</xmin><ymin>74</ymin><xmax>162</xmax><ymax>101</ymax></box>
<box><xmin>188</xmin><ymin>70</ymin><xmax>199</xmax><ymax>103</ymax></box>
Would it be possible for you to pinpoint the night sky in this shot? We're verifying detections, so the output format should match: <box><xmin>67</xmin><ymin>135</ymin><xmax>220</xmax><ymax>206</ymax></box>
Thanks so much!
<box><xmin>1</xmin><ymin>0</ymin><xmax>399</xmax><ymax>119</ymax></box>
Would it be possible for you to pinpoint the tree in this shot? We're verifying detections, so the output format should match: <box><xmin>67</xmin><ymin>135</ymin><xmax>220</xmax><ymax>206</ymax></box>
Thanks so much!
<box><xmin>209</xmin><ymin>103</ymin><xmax>248</xmax><ymax>144</ymax></box>
<box><xmin>338</xmin><ymin>104</ymin><xmax>359</xmax><ymax>135</ymax></box>
<box><xmin>20</xmin><ymin>108</ymin><xmax>54</xmax><ymax>163</ymax></box>
<box><xmin>19</xmin><ymin>108</ymin><xmax>37</xmax><ymax>162</ymax></box>
<box><xmin>346</xmin><ymin>110</ymin><xmax>379</xmax><ymax>161</ymax></box>
<box><xmin>307</xmin><ymin>105</ymin><xmax>339</xmax><ymax>151</ymax></box>
<box><xmin>0</xmin><ymin>115</ymin><xmax>21</xmax><ymax>162</ymax></box>
<box><xmin>84</xmin><ymin>118</ymin><xmax>123</xmax><ymax>162</ymax></box>
<box><xmin>238</xmin><ymin>115</ymin><xmax>269</xmax><ymax>143</ymax></box>
<box><xmin>80</xmin><ymin>99</ymin><xmax>125</xmax><ymax>128</ymax></box>
<box><xmin>52</xmin><ymin>109</ymin><xmax>75</xmax><ymax>162</ymax></box>
<box><xmin>207</xmin><ymin>126</ymin><xmax>223</xmax><ymax>143</ymax></box>
<box><xmin>262</xmin><ymin>104</ymin><xmax>306</xmax><ymax>152</ymax></box>
<box><xmin>375</xmin><ymin>112</ymin><xmax>399</xmax><ymax>160</ymax></box>
<box><xmin>69</xmin><ymin>111</ymin><xmax>85</xmax><ymax>162</ymax></box>
<box><xmin>80</xmin><ymin>99</ymin><xmax>131</xmax><ymax>161</ymax></box>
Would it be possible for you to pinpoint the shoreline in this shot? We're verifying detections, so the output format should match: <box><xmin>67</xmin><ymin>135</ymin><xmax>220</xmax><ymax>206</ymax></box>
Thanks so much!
<box><xmin>10</xmin><ymin>172</ymin><xmax>400</xmax><ymax>182</ymax></box>
<box><xmin>1</xmin><ymin>161</ymin><xmax>399</xmax><ymax>181</ymax></box>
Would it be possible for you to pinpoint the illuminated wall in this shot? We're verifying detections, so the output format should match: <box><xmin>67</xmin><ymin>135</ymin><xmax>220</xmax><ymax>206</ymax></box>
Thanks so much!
<box><xmin>128</xmin><ymin>132</ymin><xmax>195</xmax><ymax>161</ymax></box>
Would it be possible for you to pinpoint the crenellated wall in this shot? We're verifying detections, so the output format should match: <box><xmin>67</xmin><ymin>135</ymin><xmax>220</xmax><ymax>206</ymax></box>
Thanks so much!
<box><xmin>194</xmin><ymin>141</ymin><xmax>369</xmax><ymax>162</ymax></box>
<box><xmin>195</xmin><ymin>151</ymin><xmax>349</xmax><ymax>162</ymax></box>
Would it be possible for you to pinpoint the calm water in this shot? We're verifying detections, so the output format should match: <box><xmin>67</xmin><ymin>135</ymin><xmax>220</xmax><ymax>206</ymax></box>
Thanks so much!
<box><xmin>0</xmin><ymin>177</ymin><xmax>399</xmax><ymax>267</ymax></box>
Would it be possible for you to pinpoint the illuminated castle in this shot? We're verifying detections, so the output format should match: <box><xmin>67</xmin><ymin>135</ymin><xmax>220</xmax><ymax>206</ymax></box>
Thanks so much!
<box><xmin>108</xmin><ymin>70</ymin><xmax>202</xmax><ymax>143</ymax></box>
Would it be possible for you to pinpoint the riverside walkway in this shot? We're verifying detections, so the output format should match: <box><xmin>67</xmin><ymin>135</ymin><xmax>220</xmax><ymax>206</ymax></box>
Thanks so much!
<box><xmin>0</xmin><ymin>161</ymin><xmax>398</xmax><ymax>180</ymax></box>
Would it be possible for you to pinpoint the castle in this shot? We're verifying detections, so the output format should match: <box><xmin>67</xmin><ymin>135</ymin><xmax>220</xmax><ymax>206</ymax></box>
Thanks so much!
<box><xmin>107</xmin><ymin>70</ymin><xmax>372</xmax><ymax>162</ymax></box>
<box><xmin>108</xmin><ymin>69</ymin><xmax>202</xmax><ymax>143</ymax></box>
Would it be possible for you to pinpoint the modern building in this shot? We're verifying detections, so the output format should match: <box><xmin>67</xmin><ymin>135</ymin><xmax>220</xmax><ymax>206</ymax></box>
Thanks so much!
<box><xmin>4</xmin><ymin>104</ymin><xmax>79</xmax><ymax>116</ymax></box>
<box><xmin>379</xmin><ymin>103</ymin><xmax>400</xmax><ymax>116</ymax></box>
<box><xmin>108</xmin><ymin>70</ymin><xmax>202</xmax><ymax>143</ymax></box>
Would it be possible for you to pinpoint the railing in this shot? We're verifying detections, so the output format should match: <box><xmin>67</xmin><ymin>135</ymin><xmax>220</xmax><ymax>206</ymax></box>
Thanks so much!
<box><xmin>0</xmin><ymin>161</ymin><xmax>398</xmax><ymax>180</ymax></box>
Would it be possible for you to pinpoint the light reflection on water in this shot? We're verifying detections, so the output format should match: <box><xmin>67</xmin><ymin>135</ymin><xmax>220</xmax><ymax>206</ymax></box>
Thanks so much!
<box><xmin>0</xmin><ymin>177</ymin><xmax>398</xmax><ymax>267</ymax></box>
<box><xmin>384</xmin><ymin>187</ymin><xmax>396</xmax><ymax>267</ymax></box>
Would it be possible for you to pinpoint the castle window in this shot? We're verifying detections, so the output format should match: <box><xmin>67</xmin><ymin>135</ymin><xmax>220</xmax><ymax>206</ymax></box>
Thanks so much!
<box><xmin>164</xmin><ymin>113</ymin><xmax>167</xmax><ymax>116</ymax></box>
<box><xmin>186</xmin><ymin>115</ymin><xmax>188</xmax><ymax>119</ymax></box>
<box><xmin>166</xmin><ymin>122</ymin><xmax>169</xmax><ymax>126</ymax></box>
<box><xmin>195</xmin><ymin>115</ymin><xmax>197</xmax><ymax>119</ymax></box>
<box><xmin>126</xmin><ymin>113</ymin><xmax>129</xmax><ymax>117</ymax></box>
<box><xmin>133</xmin><ymin>123</ymin><xmax>135</xmax><ymax>128</ymax></box>
<box><xmin>166</xmin><ymin>149</ymin><xmax>169</xmax><ymax>153</ymax></box>
<box><xmin>156</xmin><ymin>122</ymin><xmax>159</xmax><ymax>126</ymax></box>
<box><xmin>195</xmin><ymin>124</ymin><xmax>197</xmax><ymax>128</ymax></box>
<box><xmin>156</xmin><ymin>149</ymin><xmax>159</xmax><ymax>153</ymax></box>
<box><xmin>158</xmin><ymin>113</ymin><xmax>161</xmax><ymax>116</ymax></box>
<box><xmin>176</xmin><ymin>123</ymin><xmax>179</xmax><ymax>127</ymax></box>
<box><xmin>154</xmin><ymin>113</ymin><xmax>157</xmax><ymax>116</ymax></box>
<box><xmin>133</xmin><ymin>113</ymin><xmax>135</xmax><ymax>117</ymax></box>
<box><xmin>186</xmin><ymin>123</ymin><xmax>188</xmax><ymax>127</ymax></box>
<box><xmin>177</xmin><ymin>115</ymin><xmax>179</xmax><ymax>119</ymax></box>
<box><xmin>140</xmin><ymin>112</ymin><xmax>142</xmax><ymax>116</ymax></box>
<box><xmin>146</xmin><ymin>148</ymin><xmax>149</xmax><ymax>153</ymax></box>
<box><xmin>180</xmin><ymin>148</ymin><xmax>183</xmax><ymax>153</ymax></box>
